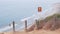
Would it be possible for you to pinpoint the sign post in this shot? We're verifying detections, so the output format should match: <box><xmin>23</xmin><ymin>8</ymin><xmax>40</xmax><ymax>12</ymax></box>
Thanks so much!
<box><xmin>35</xmin><ymin>7</ymin><xmax>42</xmax><ymax>30</ymax></box>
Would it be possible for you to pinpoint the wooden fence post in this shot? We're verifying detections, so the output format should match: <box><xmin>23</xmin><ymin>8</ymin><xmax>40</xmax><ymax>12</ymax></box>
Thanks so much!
<box><xmin>25</xmin><ymin>20</ymin><xmax>27</xmax><ymax>32</ymax></box>
<box><xmin>12</xmin><ymin>21</ymin><xmax>15</xmax><ymax>32</ymax></box>
<box><xmin>35</xmin><ymin>19</ymin><xmax>39</xmax><ymax>30</ymax></box>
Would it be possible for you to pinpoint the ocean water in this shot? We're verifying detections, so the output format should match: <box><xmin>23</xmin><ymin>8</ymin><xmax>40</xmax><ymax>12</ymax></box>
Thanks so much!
<box><xmin>0</xmin><ymin>0</ymin><xmax>35</xmax><ymax>32</ymax></box>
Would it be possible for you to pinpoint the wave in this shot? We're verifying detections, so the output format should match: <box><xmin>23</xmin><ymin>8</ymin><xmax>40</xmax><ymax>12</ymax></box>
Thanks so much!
<box><xmin>0</xmin><ymin>24</ymin><xmax>17</xmax><ymax>32</ymax></box>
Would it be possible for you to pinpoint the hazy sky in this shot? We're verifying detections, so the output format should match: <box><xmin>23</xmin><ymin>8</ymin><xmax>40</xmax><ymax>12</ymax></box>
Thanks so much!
<box><xmin>0</xmin><ymin>0</ymin><xmax>60</xmax><ymax>24</ymax></box>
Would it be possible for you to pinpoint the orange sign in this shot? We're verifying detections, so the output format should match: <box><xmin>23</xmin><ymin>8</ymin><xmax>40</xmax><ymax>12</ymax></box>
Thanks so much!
<box><xmin>38</xmin><ymin>7</ymin><xmax>42</xmax><ymax>12</ymax></box>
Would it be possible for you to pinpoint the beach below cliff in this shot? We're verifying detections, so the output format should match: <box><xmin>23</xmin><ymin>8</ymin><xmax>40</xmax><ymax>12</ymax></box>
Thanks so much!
<box><xmin>0</xmin><ymin>29</ymin><xmax>60</xmax><ymax>34</ymax></box>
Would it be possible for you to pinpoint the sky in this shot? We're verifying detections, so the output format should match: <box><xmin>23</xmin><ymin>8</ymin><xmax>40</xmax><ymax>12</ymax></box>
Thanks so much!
<box><xmin>0</xmin><ymin>0</ymin><xmax>60</xmax><ymax>25</ymax></box>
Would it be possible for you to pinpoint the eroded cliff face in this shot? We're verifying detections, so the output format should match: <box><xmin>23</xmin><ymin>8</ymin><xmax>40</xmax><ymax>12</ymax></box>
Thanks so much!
<box><xmin>27</xmin><ymin>14</ymin><xmax>60</xmax><ymax>32</ymax></box>
<box><xmin>43</xmin><ymin>14</ymin><xmax>60</xmax><ymax>30</ymax></box>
